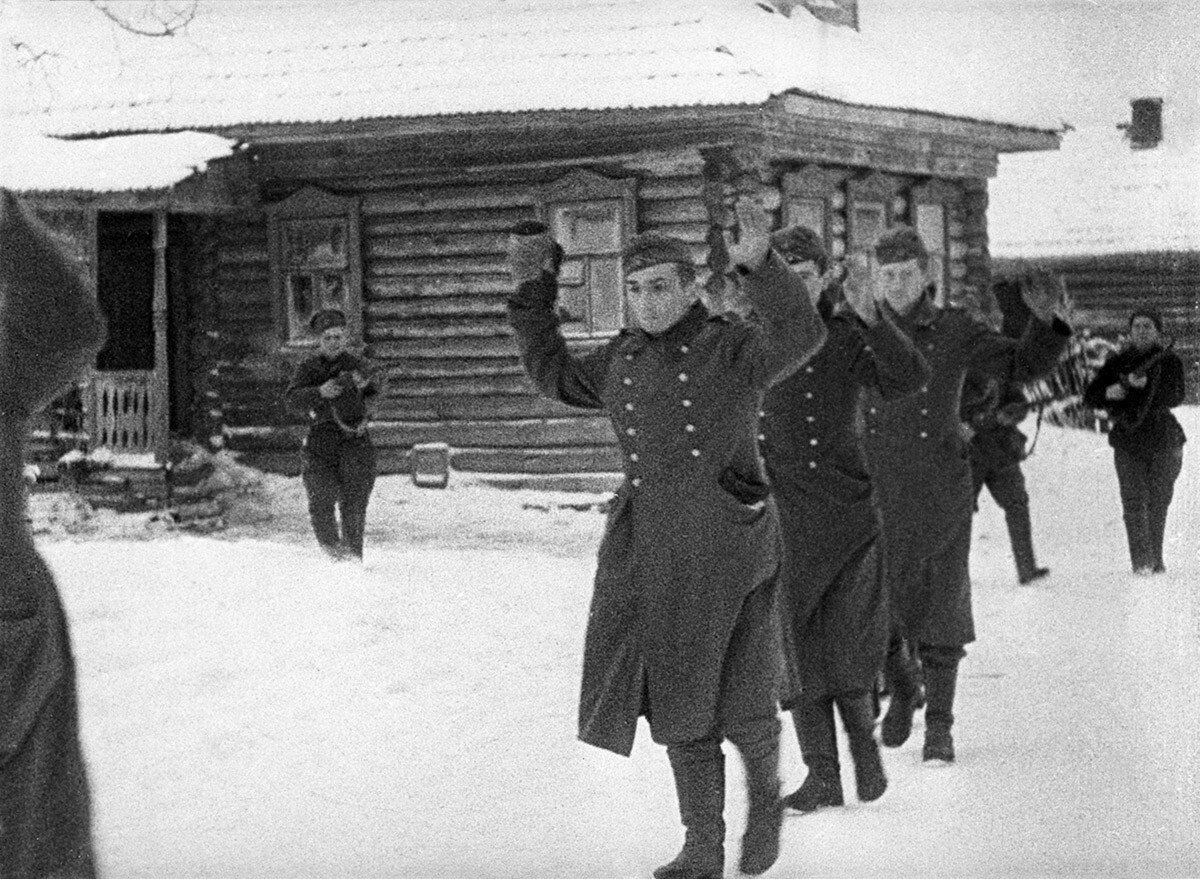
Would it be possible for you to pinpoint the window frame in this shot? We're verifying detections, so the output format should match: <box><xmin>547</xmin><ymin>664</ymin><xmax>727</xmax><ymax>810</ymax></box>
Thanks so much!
<box><xmin>267</xmin><ymin>186</ymin><xmax>363</xmax><ymax>350</ymax></box>
<box><xmin>534</xmin><ymin>171</ymin><xmax>637</xmax><ymax>340</ymax></box>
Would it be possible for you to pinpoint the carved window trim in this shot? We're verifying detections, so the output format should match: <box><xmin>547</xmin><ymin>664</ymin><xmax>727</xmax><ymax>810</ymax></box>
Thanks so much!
<box><xmin>534</xmin><ymin>170</ymin><xmax>637</xmax><ymax>339</ymax></box>
<box><xmin>781</xmin><ymin>166</ymin><xmax>851</xmax><ymax>262</ymax></box>
<box><xmin>846</xmin><ymin>172</ymin><xmax>904</xmax><ymax>258</ymax></box>
<box><xmin>910</xmin><ymin>179</ymin><xmax>963</xmax><ymax>306</ymax></box>
<box><xmin>267</xmin><ymin>186</ymin><xmax>363</xmax><ymax>350</ymax></box>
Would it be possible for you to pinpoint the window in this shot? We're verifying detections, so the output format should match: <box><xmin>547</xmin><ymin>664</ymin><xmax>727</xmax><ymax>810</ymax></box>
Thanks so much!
<box><xmin>849</xmin><ymin>201</ymin><xmax>887</xmax><ymax>256</ymax></box>
<box><xmin>783</xmin><ymin>197</ymin><xmax>827</xmax><ymax>240</ymax></box>
<box><xmin>915</xmin><ymin>203</ymin><xmax>948</xmax><ymax>304</ymax></box>
<box><xmin>536</xmin><ymin>171</ymin><xmax>636</xmax><ymax>337</ymax></box>
<box><xmin>267</xmin><ymin>187</ymin><xmax>362</xmax><ymax>347</ymax></box>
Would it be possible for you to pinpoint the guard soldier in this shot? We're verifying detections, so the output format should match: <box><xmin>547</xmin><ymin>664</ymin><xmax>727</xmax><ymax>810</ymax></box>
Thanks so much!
<box><xmin>1</xmin><ymin>190</ymin><xmax>104</xmax><ymax>879</ymax></box>
<box><xmin>285</xmin><ymin>308</ymin><xmax>383</xmax><ymax>561</ymax></box>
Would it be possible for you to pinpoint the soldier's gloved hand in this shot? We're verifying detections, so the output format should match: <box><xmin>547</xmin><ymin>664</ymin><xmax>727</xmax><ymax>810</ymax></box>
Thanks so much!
<box><xmin>1021</xmin><ymin>267</ymin><xmax>1068</xmax><ymax>324</ymax></box>
<box><xmin>842</xmin><ymin>252</ymin><xmax>880</xmax><ymax>326</ymax></box>
<box><xmin>507</xmin><ymin>221</ymin><xmax>563</xmax><ymax>286</ymax></box>
<box><xmin>318</xmin><ymin>379</ymin><xmax>343</xmax><ymax>399</ymax></box>
<box><xmin>724</xmin><ymin>196</ymin><xmax>772</xmax><ymax>272</ymax></box>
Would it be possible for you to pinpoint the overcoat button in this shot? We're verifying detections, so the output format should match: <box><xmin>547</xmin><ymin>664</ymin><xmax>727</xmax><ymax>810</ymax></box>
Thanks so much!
<box><xmin>685</xmin><ymin>424</ymin><xmax>696</xmax><ymax>432</ymax></box>
<box><xmin>806</xmin><ymin>416</ymin><xmax>815</xmax><ymax>423</ymax></box>
<box><xmin>680</xmin><ymin>345</ymin><xmax>690</xmax><ymax>354</ymax></box>
<box><xmin>920</xmin><ymin>431</ymin><xmax>928</xmax><ymax>438</ymax></box>
<box><xmin>682</xmin><ymin>399</ymin><xmax>692</xmax><ymax>407</ymax></box>
<box><xmin>623</xmin><ymin>377</ymin><xmax>633</xmax><ymax>386</ymax></box>
<box><xmin>625</xmin><ymin>403</ymin><xmax>634</xmax><ymax>411</ymax></box>
<box><xmin>632</xmin><ymin>477</ymin><xmax>642</xmax><ymax>487</ymax></box>
<box><xmin>678</xmin><ymin>373</ymin><xmax>689</xmax><ymax>382</ymax></box>
<box><xmin>757</xmin><ymin>433</ymin><xmax>766</xmax><ymax>441</ymax></box>
<box><xmin>810</xmin><ymin>438</ymin><xmax>818</xmax><ymax>446</ymax></box>
<box><xmin>691</xmin><ymin>449</ymin><xmax>701</xmax><ymax>457</ymax></box>
<box><xmin>804</xmin><ymin>366</ymin><xmax>814</xmax><ymax>374</ymax></box>
<box><xmin>630</xmin><ymin>453</ymin><xmax>639</xmax><ymax>462</ymax></box>
<box><xmin>920</xmin><ymin>408</ymin><xmax>928</xmax><ymax>415</ymax></box>
<box><xmin>626</xmin><ymin>427</ymin><xmax>636</xmax><ymax>436</ymax></box>
<box><xmin>804</xmin><ymin>392</ymin><xmax>813</xmax><ymax>399</ymax></box>
<box><xmin>808</xmin><ymin>461</ymin><xmax>817</xmax><ymax>469</ymax></box>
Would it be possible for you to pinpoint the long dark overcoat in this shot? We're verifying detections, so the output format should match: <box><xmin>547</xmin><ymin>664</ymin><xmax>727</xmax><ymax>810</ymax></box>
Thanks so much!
<box><xmin>507</xmin><ymin>254</ymin><xmax>825</xmax><ymax>755</ymax></box>
<box><xmin>863</xmin><ymin>299</ymin><xmax>1069</xmax><ymax>647</ymax></box>
<box><xmin>760</xmin><ymin>304</ymin><xmax>928</xmax><ymax>703</ymax></box>
<box><xmin>1</xmin><ymin>191</ymin><xmax>102</xmax><ymax>878</ymax></box>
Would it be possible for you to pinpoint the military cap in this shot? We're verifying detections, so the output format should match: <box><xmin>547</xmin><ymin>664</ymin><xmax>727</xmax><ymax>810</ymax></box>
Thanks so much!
<box><xmin>622</xmin><ymin>232</ymin><xmax>696</xmax><ymax>286</ymax></box>
<box><xmin>874</xmin><ymin>225</ymin><xmax>929</xmax><ymax>266</ymax></box>
<box><xmin>770</xmin><ymin>225</ymin><xmax>828</xmax><ymax>274</ymax></box>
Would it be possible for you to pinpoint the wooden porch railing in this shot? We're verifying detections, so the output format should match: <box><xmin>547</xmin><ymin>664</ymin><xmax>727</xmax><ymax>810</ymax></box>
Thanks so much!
<box><xmin>87</xmin><ymin>370</ymin><xmax>163</xmax><ymax>455</ymax></box>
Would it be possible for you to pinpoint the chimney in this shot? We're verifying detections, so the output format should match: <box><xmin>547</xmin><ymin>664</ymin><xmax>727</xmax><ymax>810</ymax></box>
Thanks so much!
<box><xmin>772</xmin><ymin>0</ymin><xmax>859</xmax><ymax>30</ymax></box>
<box><xmin>1121</xmin><ymin>97</ymin><xmax>1163</xmax><ymax>149</ymax></box>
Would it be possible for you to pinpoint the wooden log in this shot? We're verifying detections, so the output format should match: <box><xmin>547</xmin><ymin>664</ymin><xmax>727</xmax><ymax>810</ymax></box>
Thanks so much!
<box><xmin>446</xmin><ymin>445</ymin><xmax>624</xmax><ymax>474</ymax></box>
<box><xmin>366</xmin><ymin>231</ymin><xmax>509</xmax><ymax>260</ymax></box>
<box><xmin>366</xmin><ymin>296</ymin><xmax>507</xmax><ymax>320</ymax></box>
<box><xmin>369</xmin><ymin>337</ymin><xmax>519</xmax><ymax>359</ymax></box>
<box><xmin>366</xmin><ymin>319</ymin><xmax>513</xmax><ymax>341</ymax></box>
<box><xmin>375</xmin><ymin>393</ymin><xmax>586</xmax><ymax>422</ymax></box>
<box><xmin>370</xmin><ymin>417</ymin><xmax>616</xmax><ymax>448</ymax></box>
<box><xmin>366</xmin><ymin>275</ymin><xmax>510</xmax><ymax>299</ymax></box>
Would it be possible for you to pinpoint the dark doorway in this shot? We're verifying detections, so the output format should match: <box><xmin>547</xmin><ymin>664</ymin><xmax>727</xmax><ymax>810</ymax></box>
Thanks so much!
<box><xmin>96</xmin><ymin>212</ymin><xmax>155</xmax><ymax>370</ymax></box>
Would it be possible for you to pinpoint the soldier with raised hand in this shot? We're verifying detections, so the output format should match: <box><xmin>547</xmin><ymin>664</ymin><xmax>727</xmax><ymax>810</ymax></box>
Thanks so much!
<box><xmin>758</xmin><ymin>228</ymin><xmax>929</xmax><ymax>814</ymax></box>
<box><xmin>505</xmin><ymin>197</ymin><xmax>825</xmax><ymax>879</ymax></box>
<box><xmin>1</xmin><ymin>190</ymin><xmax>105</xmax><ymax>879</ymax></box>
<box><xmin>862</xmin><ymin>230</ymin><xmax>1070</xmax><ymax>763</ymax></box>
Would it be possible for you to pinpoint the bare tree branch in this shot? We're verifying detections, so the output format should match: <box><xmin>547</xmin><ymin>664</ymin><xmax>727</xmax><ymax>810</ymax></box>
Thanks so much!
<box><xmin>88</xmin><ymin>0</ymin><xmax>197</xmax><ymax>37</ymax></box>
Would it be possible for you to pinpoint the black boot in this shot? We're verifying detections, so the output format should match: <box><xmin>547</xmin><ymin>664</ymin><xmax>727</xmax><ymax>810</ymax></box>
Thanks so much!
<box><xmin>731</xmin><ymin>722</ymin><xmax>783</xmax><ymax>876</ymax></box>
<box><xmin>656</xmin><ymin>740</ymin><xmax>725</xmax><ymax>879</ymax></box>
<box><xmin>921</xmin><ymin>647</ymin><xmax>961</xmax><ymax>763</ymax></box>
<box><xmin>1008</xmin><ymin>509</ymin><xmax>1049</xmax><ymax>584</ymax></box>
<box><xmin>783</xmin><ymin>698</ymin><xmax>843</xmax><ymax>813</ymax></box>
<box><xmin>881</xmin><ymin>639</ymin><xmax>920</xmax><ymax>747</ymax></box>
<box><xmin>836</xmin><ymin>692</ymin><xmax>887</xmax><ymax>803</ymax></box>
<box><xmin>1123</xmin><ymin>509</ymin><xmax>1154</xmax><ymax>573</ymax></box>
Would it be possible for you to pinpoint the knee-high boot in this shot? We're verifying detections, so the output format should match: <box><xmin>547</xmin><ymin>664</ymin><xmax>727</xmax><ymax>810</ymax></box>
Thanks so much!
<box><xmin>1007</xmin><ymin>508</ymin><xmax>1048</xmax><ymax>584</ymax></box>
<box><xmin>882</xmin><ymin>637</ymin><xmax>922</xmax><ymax>747</ymax></box>
<box><xmin>656</xmin><ymin>740</ymin><xmax>725</xmax><ymax>879</ymax></box>
<box><xmin>835</xmin><ymin>691</ymin><xmax>887</xmax><ymax>802</ymax></box>
<box><xmin>783</xmin><ymin>697</ymin><xmax>843</xmax><ymax>813</ymax></box>
<box><xmin>728</xmin><ymin>719</ymin><xmax>783</xmax><ymax>876</ymax></box>
<box><xmin>920</xmin><ymin>647</ymin><xmax>963</xmax><ymax>763</ymax></box>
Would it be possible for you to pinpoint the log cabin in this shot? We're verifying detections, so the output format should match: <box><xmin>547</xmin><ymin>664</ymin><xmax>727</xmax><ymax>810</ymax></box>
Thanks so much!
<box><xmin>3</xmin><ymin>0</ymin><xmax>1062</xmax><ymax>476</ymax></box>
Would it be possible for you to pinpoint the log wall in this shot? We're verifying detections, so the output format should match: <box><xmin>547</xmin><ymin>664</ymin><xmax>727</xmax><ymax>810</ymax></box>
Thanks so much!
<box><xmin>200</xmin><ymin>141</ymin><xmax>995</xmax><ymax>475</ymax></box>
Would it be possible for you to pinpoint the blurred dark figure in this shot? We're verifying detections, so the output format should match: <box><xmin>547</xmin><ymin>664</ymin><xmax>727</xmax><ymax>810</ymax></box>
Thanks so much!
<box><xmin>1</xmin><ymin>190</ymin><xmax>105</xmax><ymax>878</ymax></box>
<box><xmin>1083</xmin><ymin>308</ymin><xmax>1187</xmax><ymax>574</ymax></box>
<box><xmin>960</xmin><ymin>371</ymin><xmax>1049</xmax><ymax>584</ymax></box>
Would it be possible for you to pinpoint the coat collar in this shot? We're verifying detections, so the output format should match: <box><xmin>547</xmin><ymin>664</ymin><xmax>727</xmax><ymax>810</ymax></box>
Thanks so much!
<box><xmin>620</xmin><ymin>301</ymin><xmax>710</xmax><ymax>354</ymax></box>
<box><xmin>884</xmin><ymin>286</ymin><xmax>940</xmax><ymax>332</ymax></box>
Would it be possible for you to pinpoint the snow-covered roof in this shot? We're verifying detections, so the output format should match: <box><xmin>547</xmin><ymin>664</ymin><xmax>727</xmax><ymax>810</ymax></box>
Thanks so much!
<box><xmin>0</xmin><ymin>129</ymin><xmax>238</xmax><ymax>194</ymax></box>
<box><xmin>989</xmin><ymin>125</ymin><xmax>1200</xmax><ymax>259</ymax></box>
<box><xmin>2</xmin><ymin>0</ymin><xmax>1060</xmax><ymax>138</ymax></box>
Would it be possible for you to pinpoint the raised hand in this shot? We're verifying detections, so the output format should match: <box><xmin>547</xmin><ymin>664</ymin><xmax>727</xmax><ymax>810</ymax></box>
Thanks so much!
<box><xmin>724</xmin><ymin>195</ymin><xmax>773</xmax><ymax>272</ymax></box>
<box><xmin>1021</xmin><ymin>267</ymin><xmax>1067</xmax><ymax>324</ymax></box>
<box><xmin>841</xmin><ymin>252</ymin><xmax>880</xmax><ymax>326</ymax></box>
<box><xmin>507</xmin><ymin>221</ymin><xmax>561</xmax><ymax>286</ymax></box>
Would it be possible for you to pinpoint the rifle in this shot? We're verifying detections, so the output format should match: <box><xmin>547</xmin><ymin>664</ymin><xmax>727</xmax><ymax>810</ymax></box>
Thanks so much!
<box><xmin>1114</xmin><ymin>338</ymin><xmax>1175</xmax><ymax>432</ymax></box>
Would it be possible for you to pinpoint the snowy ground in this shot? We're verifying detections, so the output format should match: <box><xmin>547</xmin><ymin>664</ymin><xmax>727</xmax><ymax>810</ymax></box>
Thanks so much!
<box><xmin>37</xmin><ymin>409</ymin><xmax>1200</xmax><ymax>879</ymax></box>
